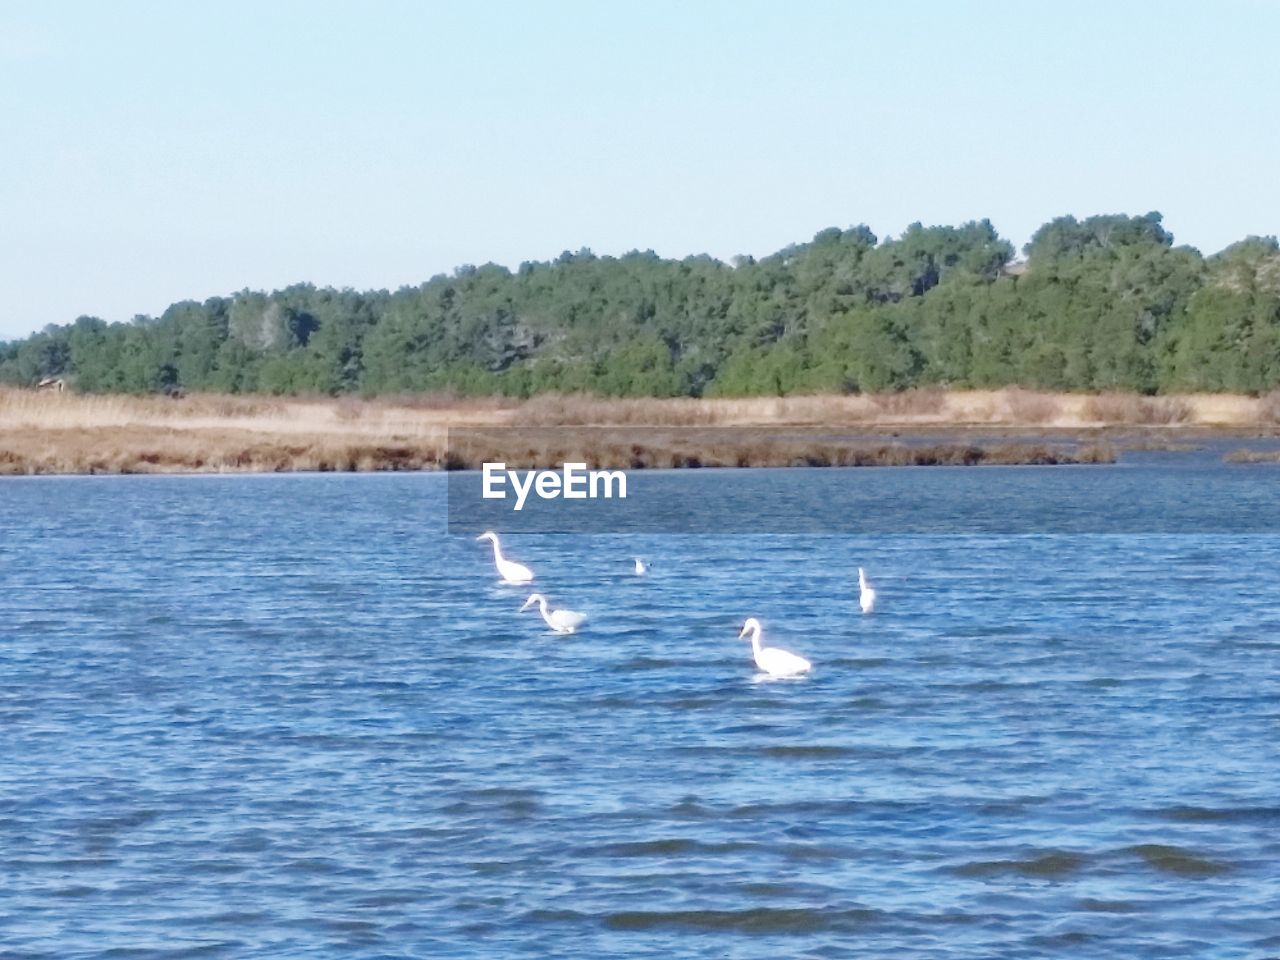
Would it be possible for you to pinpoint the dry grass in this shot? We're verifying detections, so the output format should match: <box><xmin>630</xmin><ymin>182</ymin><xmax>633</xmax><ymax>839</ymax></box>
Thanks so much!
<box><xmin>0</xmin><ymin>388</ymin><xmax>468</xmax><ymax>475</ymax></box>
<box><xmin>1078</xmin><ymin>393</ymin><xmax>1193</xmax><ymax>425</ymax></box>
<box><xmin>1257</xmin><ymin>390</ymin><xmax>1280</xmax><ymax>424</ymax></box>
<box><xmin>0</xmin><ymin>385</ymin><xmax>1273</xmax><ymax>475</ymax></box>
<box><xmin>507</xmin><ymin>388</ymin><xmax>1259</xmax><ymax>429</ymax></box>
<box><xmin>510</xmin><ymin>393</ymin><xmax>889</xmax><ymax>426</ymax></box>
<box><xmin>0</xmin><ymin>426</ymin><xmax>449</xmax><ymax>475</ymax></box>
<box><xmin>1224</xmin><ymin>448</ymin><xmax>1280</xmax><ymax>464</ymax></box>
<box><xmin>999</xmin><ymin>388</ymin><xmax>1062</xmax><ymax>424</ymax></box>
<box><xmin>872</xmin><ymin>387</ymin><xmax>947</xmax><ymax>417</ymax></box>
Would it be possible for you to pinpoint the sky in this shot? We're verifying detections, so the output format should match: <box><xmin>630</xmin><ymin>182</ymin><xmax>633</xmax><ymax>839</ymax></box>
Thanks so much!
<box><xmin>2</xmin><ymin>1</ymin><xmax>1278</xmax><ymax>340</ymax></box>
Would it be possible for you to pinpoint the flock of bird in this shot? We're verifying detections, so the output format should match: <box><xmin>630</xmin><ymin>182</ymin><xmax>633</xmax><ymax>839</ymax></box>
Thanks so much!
<box><xmin>476</xmin><ymin>530</ymin><xmax>878</xmax><ymax>679</ymax></box>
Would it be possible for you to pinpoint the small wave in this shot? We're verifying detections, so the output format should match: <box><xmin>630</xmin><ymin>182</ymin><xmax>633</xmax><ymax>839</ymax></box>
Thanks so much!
<box><xmin>600</xmin><ymin>905</ymin><xmax>882</xmax><ymax>934</ymax></box>
<box><xmin>1124</xmin><ymin>844</ymin><xmax>1231</xmax><ymax>877</ymax></box>
<box><xmin>1147</xmin><ymin>804</ymin><xmax>1280</xmax><ymax>825</ymax></box>
<box><xmin>975</xmin><ymin>796</ymin><xmax>1050</xmax><ymax>816</ymax></box>
<box><xmin>772</xmin><ymin>842</ymin><xmax>851</xmax><ymax>862</ymax></box>
<box><xmin>582</xmin><ymin>694</ymin><xmax>638</xmax><ymax>709</ymax></box>
<box><xmin>678</xmin><ymin>743</ymin><xmax>861</xmax><ymax>760</ymax></box>
<box><xmin>761</xmin><ymin>744</ymin><xmax>858</xmax><ymax>759</ymax></box>
<box><xmin>725</xmin><ymin>798</ymin><xmax>915</xmax><ymax>819</ymax></box>
<box><xmin>460</xmin><ymin>786</ymin><xmax>542</xmax><ymax>801</ymax></box>
<box><xmin>738</xmin><ymin>881</ymin><xmax>816</xmax><ymax>898</ymax></box>
<box><xmin>281</xmin><ymin>857</ymin><xmax>349</xmax><ymax>876</ymax></box>
<box><xmin>221</xmin><ymin>831</ymin><xmax>272</xmax><ymax>853</ymax></box>
<box><xmin>186</xmin><ymin>859</ymin><xmax>247</xmax><ymax>876</ymax></box>
<box><xmin>442</xmin><ymin>787</ymin><xmax>543</xmax><ymax>819</ymax></box>
<box><xmin>352</xmin><ymin>891</ymin><xmax>421</xmax><ymax>908</ymax></box>
<box><xmin>1075</xmin><ymin>898</ymin><xmax>1139</xmax><ymax>913</ymax></box>
<box><xmin>100</xmin><ymin>943</ymin><xmax>242</xmax><ymax>959</ymax></box>
<box><xmin>716</xmin><ymin>723</ymin><xmax>776</xmax><ymax>736</ymax></box>
<box><xmin>82</xmin><ymin>809</ymin><xmax>160</xmax><ymax>831</ymax></box>
<box><xmin>846</xmin><ymin>696</ymin><xmax>888</xmax><ymax>709</ymax></box>
<box><xmin>951</xmin><ymin>679</ymin><xmax>1025</xmax><ymax>693</ymax></box>
<box><xmin>951</xmin><ymin>850</ymin><xmax>1087</xmax><ymax>879</ymax></box>
<box><xmin>50</xmin><ymin>884</ymin><xmax>98</xmax><ymax>898</ymax></box>
<box><xmin>665</xmin><ymin>696</ymin><xmax>725</xmax><ymax>710</ymax></box>
<box><xmin>580</xmin><ymin>838</ymin><xmax>755</xmax><ymax>858</ymax></box>
<box><xmin>669</xmin><ymin>796</ymin><xmax>713</xmax><ymax>819</ymax></box>
<box><xmin>822</xmin><ymin>658</ymin><xmax>890</xmax><ymax>669</ymax></box>
<box><xmin>8</xmin><ymin>856</ymin><xmax>120</xmax><ymax>870</ymax></box>
<box><xmin>613</xmin><ymin>657</ymin><xmax>683</xmax><ymax>671</ymax></box>
<box><xmin>196</xmin><ymin>911</ymin><xmax>272</xmax><ymax>926</ymax></box>
<box><xmin>1027</xmin><ymin>931</ymin><xmax>1101</xmax><ymax>948</ymax></box>
<box><xmin>319</xmin><ymin>918</ymin><xmax>382</xmax><ymax>935</ymax></box>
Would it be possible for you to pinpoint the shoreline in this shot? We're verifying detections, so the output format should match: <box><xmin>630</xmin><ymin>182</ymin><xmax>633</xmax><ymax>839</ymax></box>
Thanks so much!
<box><xmin>3</xmin><ymin>388</ymin><xmax>1280</xmax><ymax>476</ymax></box>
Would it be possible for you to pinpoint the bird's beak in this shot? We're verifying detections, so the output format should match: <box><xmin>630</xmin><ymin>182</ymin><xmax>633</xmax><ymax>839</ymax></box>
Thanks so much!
<box><xmin>520</xmin><ymin>598</ymin><xmax>533</xmax><ymax>611</ymax></box>
<box><xmin>737</xmin><ymin>624</ymin><xmax>749</xmax><ymax>639</ymax></box>
<box><xmin>475</xmin><ymin>534</ymin><xmax>486</xmax><ymax>541</ymax></box>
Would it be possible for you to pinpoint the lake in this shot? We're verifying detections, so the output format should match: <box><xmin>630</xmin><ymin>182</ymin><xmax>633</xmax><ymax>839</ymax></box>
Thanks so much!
<box><xmin>1</xmin><ymin>466</ymin><xmax>1278</xmax><ymax>958</ymax></box>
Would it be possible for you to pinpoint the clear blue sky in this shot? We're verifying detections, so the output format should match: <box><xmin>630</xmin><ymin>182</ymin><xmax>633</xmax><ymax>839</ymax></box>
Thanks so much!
<box><xmin>2</xmin><ymin>0</ymin><xmax>1278</xmax><ymax>339</ymax></box>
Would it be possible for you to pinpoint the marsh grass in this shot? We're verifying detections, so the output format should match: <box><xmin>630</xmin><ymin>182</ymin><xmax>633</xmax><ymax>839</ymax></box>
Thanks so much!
<box><xmin>1078</xmin><ymin>393</ymin><xmax>1193</xmax><ymax>425</ymax></box>
<box><xmin>872</xmin><ymin>388</ymin><xmax>947</xmax><ymax>417</ymax></box>
<box><xmin>0</xmin><ymin>386</ymin><xmax>1266</xmax><ymax>475</ymax></box>
<box><xmin>442</xmin><ymin>427</ymin><xmax>1115</xmax><ymax>470</ymax></box>
<box><xmin>1000</xmin><ymin>388</ymin><xmax>1062</xmax><ymax>424</ymax></box>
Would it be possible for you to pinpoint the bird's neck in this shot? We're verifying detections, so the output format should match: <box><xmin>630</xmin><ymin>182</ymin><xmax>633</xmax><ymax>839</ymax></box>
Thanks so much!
<box><xmin>489</xmin><ymin>539</ymin><xmax>504</xmax><ymax>562</ymax></box>
<box><xmin>749</xmin><ymin>627</ymin><xmax>762</xmax><ymax>653</ymax></box>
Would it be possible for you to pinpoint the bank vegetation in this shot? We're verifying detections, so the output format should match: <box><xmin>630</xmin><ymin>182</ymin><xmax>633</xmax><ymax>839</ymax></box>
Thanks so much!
<box><xmin>4</xmin><ymin>387</ymin><xmax>1279</xmax><ymax>475</ymax></box>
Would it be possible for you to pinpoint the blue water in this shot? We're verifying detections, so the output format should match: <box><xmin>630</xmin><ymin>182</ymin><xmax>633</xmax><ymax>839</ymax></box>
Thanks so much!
<box><xmin>2</xmin><ymin>472</ymin><xmax>1279</xmax><ymax>958</ymax></box>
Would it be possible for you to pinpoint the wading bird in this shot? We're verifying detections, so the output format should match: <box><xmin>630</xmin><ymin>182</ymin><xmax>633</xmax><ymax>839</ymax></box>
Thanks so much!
<box><xmin>521</xmin><ymin>593</ymin><xmax>587</xmax><ymax>634</ymax></box>
<box><xmin>858</xmin><ymin>567</ymin><xmax>877</xmax><ymax>614</ymax></box>
<box><xmin>476</xmin><ymin>530</ymin><xmax>534</xmax><ymax>584</ymax></box>
<box><xmin>738</xmin><ymin>618</ymin><xmax>811</xmax><ymax>678</ymax></box>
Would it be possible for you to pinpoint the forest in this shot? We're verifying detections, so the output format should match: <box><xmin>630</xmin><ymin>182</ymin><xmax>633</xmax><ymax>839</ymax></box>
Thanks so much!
<box><xmin>3</xmin><ymin>212</ymin><xmax>1279</xmax><ymax>397</ymax></box>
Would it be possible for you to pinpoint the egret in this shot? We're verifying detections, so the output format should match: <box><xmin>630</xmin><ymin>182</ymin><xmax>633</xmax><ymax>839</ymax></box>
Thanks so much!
<box><xmin>738</xmin><ymin>618</ymin><xmax>811</xmax><ymax>677</ymax></box>
<box><xmin>634</xmin><ymin>558</ymin><xmax>650</xmax><ymax>575</ymax></box>
<box><xmin>521</xmin><ymin>593</ymin><xmax>588</xmax><ymax>634</ymax></box>
<box><xmin>476</xmin><ymin>530</ymin><xmax>534</xmax><ymax>584</ymax></box>
<box><xmin>858</xmin><ymin>567</ymin><xmax>876</xmax><ymax>614</ymax></box>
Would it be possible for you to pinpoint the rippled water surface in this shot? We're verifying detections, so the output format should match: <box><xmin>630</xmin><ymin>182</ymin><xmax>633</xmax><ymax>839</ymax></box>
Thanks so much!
<box><xmin>2</xmin><ymin>472</ymin><xmax>1279</xmax><ymax>958</ymax></box>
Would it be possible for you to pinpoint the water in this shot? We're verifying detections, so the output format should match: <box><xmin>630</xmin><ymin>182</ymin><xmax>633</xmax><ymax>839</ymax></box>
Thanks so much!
<box><xmin>2</xmin><ymin>470</ymin><xmax>1279</xmax><ymax>958</ymax></box>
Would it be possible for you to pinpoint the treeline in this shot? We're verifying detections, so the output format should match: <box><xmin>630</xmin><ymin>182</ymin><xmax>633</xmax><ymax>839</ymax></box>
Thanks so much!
<box><xmin>3</xmin><ymin>212</ymin><xmax>1280</xmax><ymax>397</ymax></box>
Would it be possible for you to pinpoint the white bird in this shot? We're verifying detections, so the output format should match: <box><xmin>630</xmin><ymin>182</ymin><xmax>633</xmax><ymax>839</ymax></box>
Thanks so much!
<box><xmin>521</xmin><ymin>593</ymin><xmax>587</xmax><ymax>634</ymax></box>
<box><xmin>634</xmin><ymin>558</ymin><xmax>650</xmax><ymax>575</ymax></box>
<box><xmin>476</xmin><ymin>530</ymin><xmax>534</xmax><ymax>584</ymax></box>
<box><xmin>858</xmin><ymin>567</ymin><xmax>877</xmax><ymax>614</ymax></box>
<box><xmin>738</xmin><ymin>618</ymin><xmax>811</xmax><ymax>677</ymax></box>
